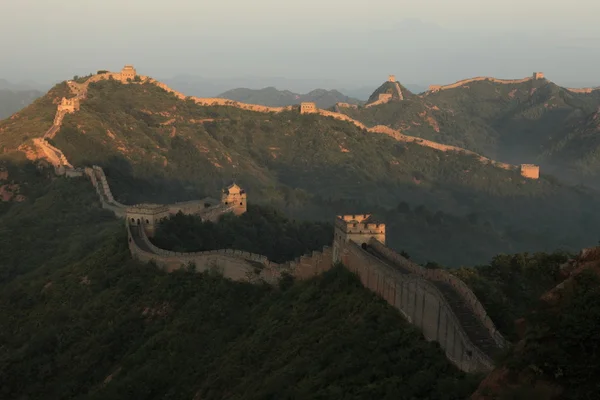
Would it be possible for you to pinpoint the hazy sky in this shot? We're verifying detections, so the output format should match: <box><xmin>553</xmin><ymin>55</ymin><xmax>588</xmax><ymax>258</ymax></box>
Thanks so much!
<box><xmin>2</xmin><ymin>0</ymin><xmax>600</xmax><ymax>88</ymax></box>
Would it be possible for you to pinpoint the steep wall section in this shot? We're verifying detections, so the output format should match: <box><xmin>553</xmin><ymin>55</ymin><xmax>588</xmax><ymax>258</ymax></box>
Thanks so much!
<box><xmin>366</xmin><ymin>239</ymin><xmax>507</xmax><ymax>349</ymax></box>
<box><xmin>32</xmin><ymin>138</ymin><xmax>72</xmax><ymax>169</ymax></box>
<box><xmin>341</xmin><ymin>240</ymin><xmax>503</xmax><ymax>372</ymax></box>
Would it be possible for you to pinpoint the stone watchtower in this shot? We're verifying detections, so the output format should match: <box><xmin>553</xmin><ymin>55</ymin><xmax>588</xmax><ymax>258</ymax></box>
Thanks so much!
<box><xmin>533</xmin><ymin>72</ymin><xmax>545</xmax><ymax>80</ymax></box>
<box><xmin>221</xmin><ymin>183</ymin><xmax>247</xmax><ymax>216</ymax></box>
<box><xmin>300</xmin><ymin>102</ymin><xmax>317</xmax><ymax>114</ymax></box>
<box><xmin>388</xmin><ymin>75</ymin><xmax>396</xmax><ymax>82</ymax></box>
<box><xmin>126</xmin><ymin>204</ymin><xmax>170</xmax><ymax>237</ymax></box>
<box><xmin>58</xmin><ymin>97</ymin><xmax>80</xmax><ymax>113</ymax></box>
<box><xmin>121</xmin><ymin>65</ymin><xmax>137</xmax><ymax>82</ymax></box>
<box><xmin>333</xmin><ymin>214</ymin><xmax>386</xmax><ymax>262</ymax></box>
<box><xmin>520</xmin><ymin>164</ymin><xmax>540</xmax><ymax>179</ymax></box>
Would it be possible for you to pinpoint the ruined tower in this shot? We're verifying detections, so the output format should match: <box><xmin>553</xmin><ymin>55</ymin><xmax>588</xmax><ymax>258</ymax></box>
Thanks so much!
<box><xmin>388</xmin><ymin>75</ymin><xmax>396</xmax><ymax>82</ymax></box>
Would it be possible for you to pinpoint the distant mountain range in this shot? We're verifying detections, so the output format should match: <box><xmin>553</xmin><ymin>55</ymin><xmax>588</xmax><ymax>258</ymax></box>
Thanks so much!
<box><xmin>0</xmin><ymin>89</ymin><xmax>43</xmax><ymax>120</ymax></box>
<box><xmin>217</xmin><ymin>87</ymin><xmax>363</xmax><ymax>109</ymax></box>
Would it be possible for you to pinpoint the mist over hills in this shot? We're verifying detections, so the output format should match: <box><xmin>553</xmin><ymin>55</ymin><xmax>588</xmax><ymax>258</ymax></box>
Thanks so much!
<box><xmin>0</xmin><ymin>89</ymin><xmax>43</xmax><ymax>120</ymax></box>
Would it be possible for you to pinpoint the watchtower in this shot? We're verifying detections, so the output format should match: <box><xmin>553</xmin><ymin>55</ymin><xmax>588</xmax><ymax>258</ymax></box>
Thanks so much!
<box><xmin>533</xmin><ymin>72</ymin><xmax>545</xmax><ymax>80</ymax></box>
<box><xmin>388</xmin><ymin>75</ymin><xmax>396</xmax><ymax>82</ymax></box>
<box><xmin>333</xmin><ymin>214</ymin><xmax>386</xmax><ymax>262</ymax></box>
<box><xmin>126</xmin><ymin>204</ymin><xmax>170</xmax><ymax>237</ymax></box>
<box><xmin>221</xmin><ymin>183</ymin><xmax>247</xmax><ymax>216</ymax></box>
<box><xmin>429</xmin><ymin>85</ymin><xmax>442</xmax><ymax>92</ymax></box>
<box><xmin>520</xmin><ymin>164</ymin><xmax>540</xmax><ymax>179</ymax></box>
<box><xmin>58</xmin><ymin>97</ymin><xmax>80</xmax><ymax>113</ymax></box>
<box><xmin>300</xmin><ymin>102</ymin><xmax>317</xmax><ymax>114</ymax></box>
<box><xmin>121</xmin><ymin>65</ymin><xmax>137</xmax><ymax>82</ymax></box>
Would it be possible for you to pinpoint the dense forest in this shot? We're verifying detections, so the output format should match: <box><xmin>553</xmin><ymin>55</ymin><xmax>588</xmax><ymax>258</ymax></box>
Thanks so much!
<box><xmin>152</xmin><ymin>205</ymin><xmax>333</xmax><ymax>263</ymax></box>
<box><xmin>0</xmin><ymin>164</ymin><xmax>484</xmax><ymax>399</ymax></box>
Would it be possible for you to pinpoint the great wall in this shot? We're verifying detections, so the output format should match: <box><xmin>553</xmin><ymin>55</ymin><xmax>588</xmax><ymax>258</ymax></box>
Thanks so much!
<box><xmin>22</xmin><ymin>65</ymin><xmax>577</xmax><ymax>374</ymax></box>
<box><xmin>427</xmin><ymin>71</ymin><xmax>600</xmax><ymax>95</ymax></box>
<box><xmin>31</xmin><ymin>65</ymin><xmax>541</xmax><ymax>180</ymax></box>
<box><xmin>87</xmin><ymin>162</ymin><xmax>509</xmax><ymax>373</ymax></box>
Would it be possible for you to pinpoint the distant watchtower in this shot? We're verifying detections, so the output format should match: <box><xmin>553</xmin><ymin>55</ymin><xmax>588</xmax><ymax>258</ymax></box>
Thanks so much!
<box><xmin>300</xmin><ymin>102</ymin><xmax>317</xmax><ymax>114</ymax></box>
<box><xmin>388</xmin><ymin>75</ymin><xmax>396</xmax><ymax>82</ymax></box>
<box><xmin>221</xmin><ymin>183</ymin><xmax>247</xmax><ymax>216</ymax></box>
<box><xmin>58</xmin><ymin>97</ymin><xmax>80</xmax><ymax>113</ymax></box>
<box><xmin>333</xmin><ymin>214</ymin><xmax>385</xmax><ymax>262</ymax></box>
<box><xmin>520</xmin><ymin>164</ymin><xmax>540</xmax><ymax>179</ymax></box>
<box><xmin>533</xmin><ymin>72</ymin><xmax>545</xmax><ymax>80</ymax></box>
<box><xmin>121</xmin><ymin>65</ymin><xmax>137</xmax><ymax>82</ymax></box>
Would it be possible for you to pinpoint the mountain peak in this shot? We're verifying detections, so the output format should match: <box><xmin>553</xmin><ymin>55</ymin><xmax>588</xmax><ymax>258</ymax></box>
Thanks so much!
<box><xmin>365</xmin><ymin>76</ymin><xmax>414</xmax><ymax>107</ymax></box>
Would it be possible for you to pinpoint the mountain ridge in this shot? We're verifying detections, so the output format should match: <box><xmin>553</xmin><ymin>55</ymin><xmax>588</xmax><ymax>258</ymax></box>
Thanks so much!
<box><xmin>4</xmin><ymin>66</ymin><xmax>540</xmax><ymax>180</ymax></box>
<box><xmin>218</xmin><ymin>86</ymin><xmax>364</xmax><ymax>109</ymax></box>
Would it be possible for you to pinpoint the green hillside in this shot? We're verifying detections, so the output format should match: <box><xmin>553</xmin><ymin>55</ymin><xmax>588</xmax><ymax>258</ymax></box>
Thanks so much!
<box><xmin>0</xmin><ymin>166</ymin><xmax>481</xmax><ymax>399</ymax></box>
<box><xmin>1</xmin><ymin>78</ymin><xmax>599</xmax><ymax>266</ymax></box>
<box><xmin>0</xmin><ymin>82</ymin><xmax>71</xmax><ymax>151</ymax></box>
<box><xmin>343</xmin><ymin>79</ymin><xmax>600</xmax><ymax>178</ymax></box>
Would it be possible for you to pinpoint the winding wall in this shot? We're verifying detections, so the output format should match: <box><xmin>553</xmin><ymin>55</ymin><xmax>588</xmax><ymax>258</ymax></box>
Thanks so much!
<box><xmin>26</xmin><ymin>69</ymin><xmax>511</xmax><ymax>373</ymax></box>
<box><xmin>70</xmin><ymin>68</ymin><xmax>532</xmax><ymax>175</ymax></box>
<box><xmin>427</xmin><ymin>76</ymin><xmax>534</xmax><ymax>93</ymax></box>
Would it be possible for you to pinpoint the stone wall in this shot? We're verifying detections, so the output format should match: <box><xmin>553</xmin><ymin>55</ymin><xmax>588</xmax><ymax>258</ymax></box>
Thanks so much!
<box><xmin>126</xmin><ymin>217</ymin><xmax>334</xmax><ymax>284</ymax></box>
<box><xmin>365</xmin><ymin>93</ymin><xmax>392</xmax><ymax>108</ymax></box>
<box><xmin>341</xmin><ymin>240</ymin><xmax>498</xmax><ymax>372</ymax></box>
<box><xmin>564</xmin><ymin>87</ymin><xmax>600</xmax><ymax>94</ymax></box>
<box><xmin>61</xmin><ymin>67</ymin><xmax>537</xmax><ymax>176</ymax></box>
<box><xmin>366</xmin><ymin>239</ymin><xmax>507</xmax><ymax>348</ymax></box>
<box><xmin>427</xmin><ymin>76</ymin><xmax>534</xmax><ymax>92</ymax></box>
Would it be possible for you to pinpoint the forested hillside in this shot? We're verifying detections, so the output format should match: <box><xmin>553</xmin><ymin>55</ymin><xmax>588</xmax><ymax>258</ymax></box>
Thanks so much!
<box><xmin>342</xmin><ymin>78</ymin><xmax>600</xmax><ymax>182</ymax></box>
<box><xmin>0</xmin><ymin>162</ymin><xmax>482</xmax><ymax>399</ymax></box>
<box><xmin>2</xmin><ymin>78</ymin><xmax>600</xmax><ymax>265</ymax></box>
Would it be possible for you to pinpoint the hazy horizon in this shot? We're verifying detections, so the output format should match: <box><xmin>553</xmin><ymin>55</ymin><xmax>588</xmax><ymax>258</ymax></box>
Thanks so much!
<box><xmin>3</xmin><ymin>0</ymin><xmax>600</xmax><ymax>91</ymax></box>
